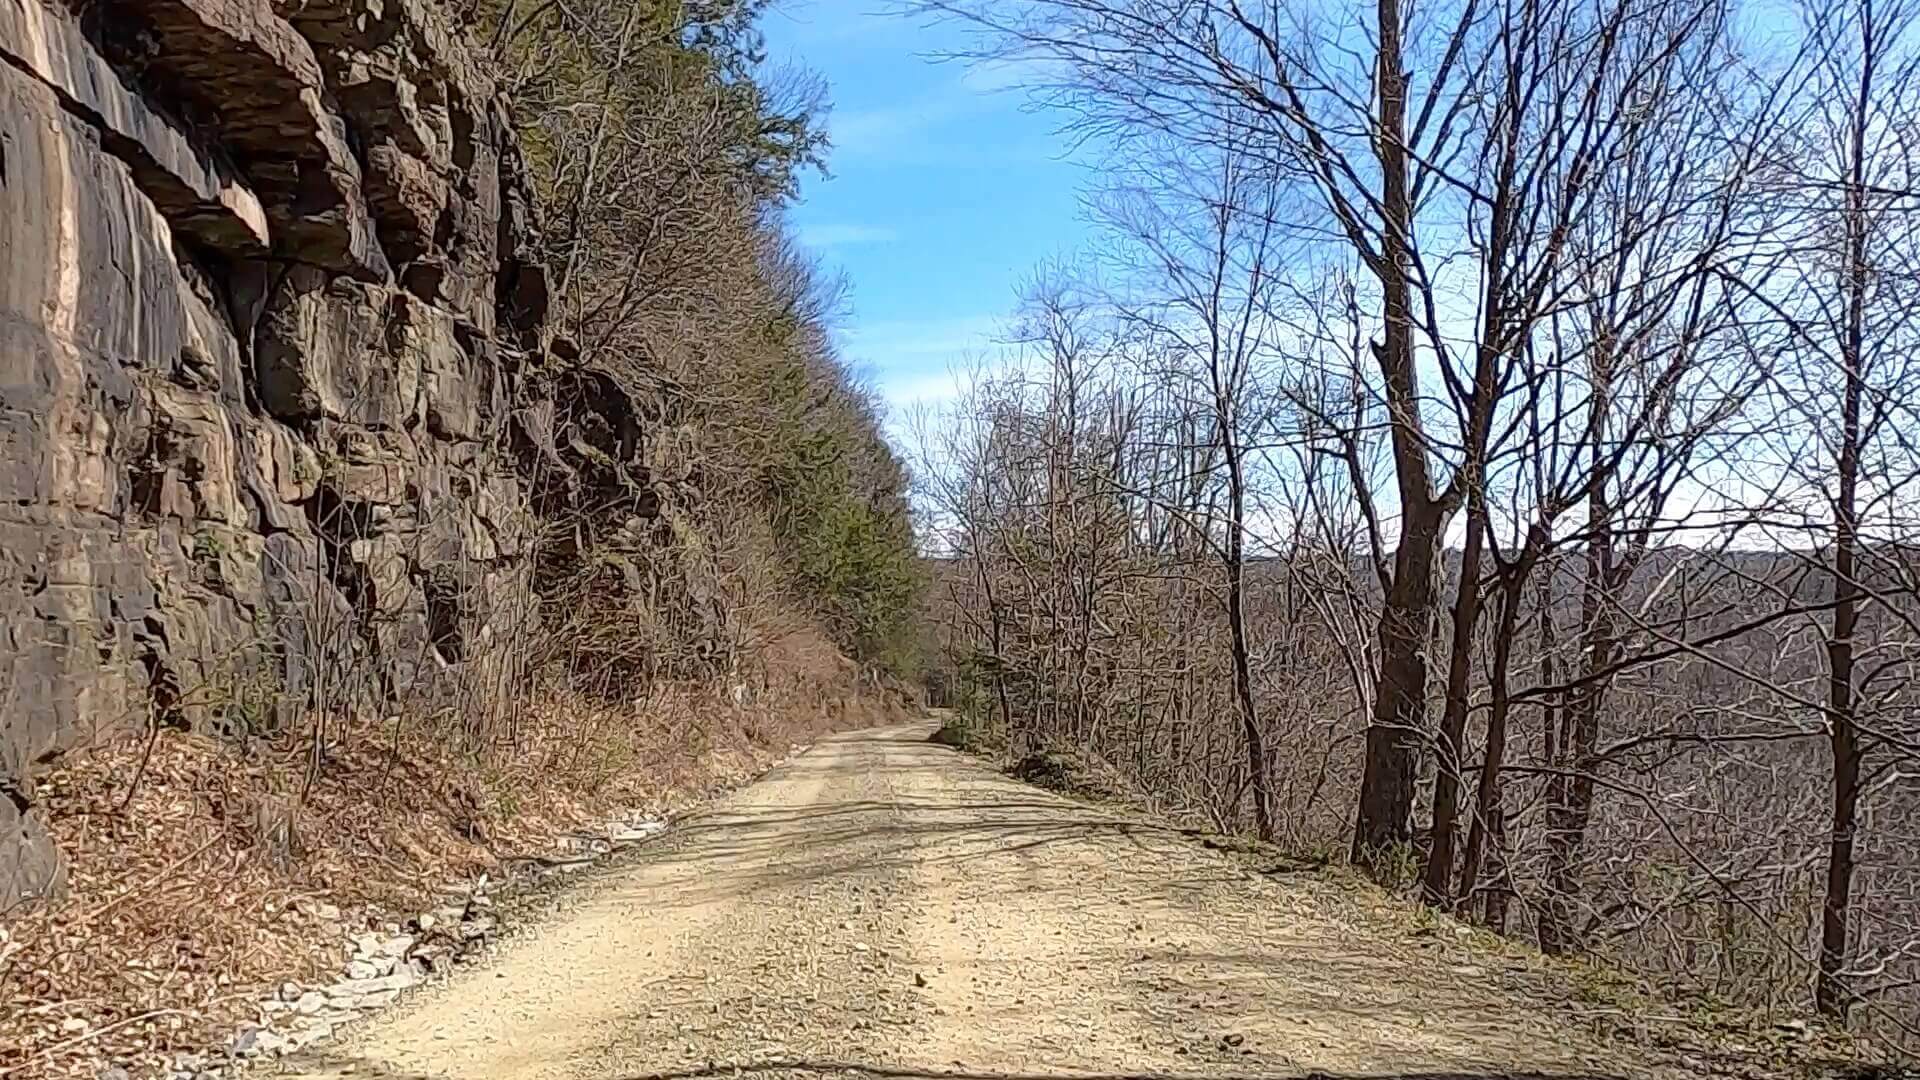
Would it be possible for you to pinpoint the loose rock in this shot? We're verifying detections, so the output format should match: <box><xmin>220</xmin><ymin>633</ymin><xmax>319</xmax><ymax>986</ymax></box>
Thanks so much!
<box><xmin>346</xmin><ymin>958</ymin><xmax>388</xmax><ymax>980</ymax></box>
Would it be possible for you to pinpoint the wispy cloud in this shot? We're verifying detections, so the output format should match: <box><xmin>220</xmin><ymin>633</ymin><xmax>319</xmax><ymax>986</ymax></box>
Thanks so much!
<box><xmin>834</xmin><ymin>315</ymin><xmax>1012</xmax><ymax>428</ymax></box>
<box><xmin>829</xmin><ymin>95</ymin><xmax>973</xmax><ymax>155</ymax></box>
<box><xmin>958</xmin><ymin>54</ymin><xmax>1069</xmax><ymax>94</ymax></box>
<box><xmin>828</xmin><ymin>79</ymin><xmax>1076</xmax><ymax>168</ymax></box>
<box><xmin>798</xmin><ymin>223</ymin><xmax>900</xmax><ymax>250</ymax></box>
<box><xmin>843</xmin><ymin>314</ymin><xmax>1005</xmax><ymax>363</ymax></box>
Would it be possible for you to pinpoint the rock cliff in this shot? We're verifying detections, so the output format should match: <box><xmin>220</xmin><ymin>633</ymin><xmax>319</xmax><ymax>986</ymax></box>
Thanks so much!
<box><xmin>0</xmin><ymin>0</ymin><xmax>592</xmax><ymax>905</ymax></box>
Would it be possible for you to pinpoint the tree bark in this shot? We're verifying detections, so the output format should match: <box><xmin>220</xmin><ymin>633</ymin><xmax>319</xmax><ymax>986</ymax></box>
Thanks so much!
<box><xmin>1539</xmin><ymin>514</ymin><xmax>1615</xmax><ymax>956</ymax></box>
<box><xmin>1817</xmin><ymin>66</ymin><xmax>1869</xmax><ymax>1016</ymax></box>
<box><xmin>1351</xmin><ymin>0</ymin><xmax>1447</xmax><ymax>880</ymax></box>
<box><xmin>1225</xmin><ymin>440</ymin><xmax>1275</xmax><ymax>841</ymax></box>
<box><xmin>1353</xmin><ymin>505</ymin><xmax>1445</xmax><ymax>872</ymax></box>
<box><xmin>1423</xmin><ymin>494</ymin><xmax>1487</xmax><ymax>903</ymax></box>
<box><xmin>1455</xmin><ymin>551</ymin><xmax>1531</xmax><ymax>909</ymax></box>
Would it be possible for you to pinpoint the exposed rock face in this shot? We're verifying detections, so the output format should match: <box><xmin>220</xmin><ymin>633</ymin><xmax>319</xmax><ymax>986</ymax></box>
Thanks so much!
<box><xmin>0</xmin><ymin>0</ymin><xmax>565</xmax><ymax>905</ymax></box>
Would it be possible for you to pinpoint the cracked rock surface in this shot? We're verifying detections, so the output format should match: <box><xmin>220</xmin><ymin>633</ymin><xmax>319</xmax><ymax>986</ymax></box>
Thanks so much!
<box><xmin>0</xmin><ymin>0</ymin><xmax>676</xmax><ymax>905</ymax></box>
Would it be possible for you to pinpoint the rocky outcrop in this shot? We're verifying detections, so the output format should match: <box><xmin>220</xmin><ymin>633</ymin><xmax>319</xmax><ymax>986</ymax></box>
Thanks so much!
<box><xmin>0</xmin><ymin>0</ymin><xmax>571</xmax><ymax>906</ymax></box>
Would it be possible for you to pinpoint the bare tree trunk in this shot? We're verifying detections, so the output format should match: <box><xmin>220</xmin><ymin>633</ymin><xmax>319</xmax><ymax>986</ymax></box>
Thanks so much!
<box><xmin>1820</xmin><ymin>488</ymin><xmax>1862</xmax><ymax>1017</ymax></box>
<box><xmin>975</xmin><ymin>549</ymin><xmax>1016</xmax><ymax>740</ymax></box>
<box><xmin>1225</xmin><ymin>439</ymin><xmax>1275</xmax><ymax>841</ymax></box>
<box><xmin>1481</xmin><ymin>799</ymin><xmax>1513</xmax><ymax>933</ymax></box>
<box><xmin>1817</xmin><ymin>66</ymin><xmax>1870</xmax><ymax>1015</ymax></box>
<box><xmin>1352</xmin><ymin>0</ymin><xmax>1447</xmax><ymax>877</ymax></box>
<box><xmin>1540</xmin><ymin>504</ymin><xmax>1615</xmax><ymax>956</ymax></box>
<box><xmin>1355</xmin><ymin>506</ymin><xmax>1444</xmax><ymax>872</ymax></box>
<box><xmin>1424</xmin><ymin>495</ymin><xmax>1487</xmax><ymax>903</ymax></box>
<box><xmin>1425</xmin><ymin>75</ymin><xmax>1522</xmax><ymax>899</ymax></box>
<box><xmin>1456</xmin><ymin>554</ymin><xmax>1530</xmax><ymax>909</ymax></box>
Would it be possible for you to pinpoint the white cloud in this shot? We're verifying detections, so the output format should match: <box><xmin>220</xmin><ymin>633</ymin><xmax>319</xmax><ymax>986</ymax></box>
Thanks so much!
<box><xmin>798</xmin><ymin>223</ymin><xmax>900</xmax><ymax>249</ymax></box>
<box><xmin>883</xmin><ymin>367</ymin><xmax>977</xmax><ymax>409</ymax></box>
<box><xmin>833</xmin><ymin>314</ymin><xmax>1012</xmax><ymax>419</ymax></box>
<box><xmin>829</xmin><ymin>97</ymin><xmax>970</xmax><ymax>155</ymax></box>
<box><xmin>765</xmin><ymin>1</ymin><xmax>904</xmax><ymax>47</ymax></box>
<box><xmin>843</xmin><ymin>314</ymin><xmax>1005</xmax><ymax>362</ymax></box>
<box><xmin>830</xmin><ymin>64</ymin><xmax>1045</xmax><ymax>158</ymax></box>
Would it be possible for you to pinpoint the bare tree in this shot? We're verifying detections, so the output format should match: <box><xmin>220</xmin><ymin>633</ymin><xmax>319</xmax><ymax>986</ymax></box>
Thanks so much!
<box><xmin>1763</xmin><ymin>0</ymin><xmax>1920</xmax><ymax>1016</ymax></box>
<box><xmin>908</xmin><ymin>0</ymin><xmax>1920</xmax><ymax>1040</ymax></box>
<box><xmin>1091</xmin><ymin>129</ymin><xmax>1291</xmax><ymax>838</ymax></box>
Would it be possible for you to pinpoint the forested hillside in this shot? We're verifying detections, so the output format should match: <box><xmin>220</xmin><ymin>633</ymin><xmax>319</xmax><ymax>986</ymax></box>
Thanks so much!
<box><xmin>474</xmin><ymin>0</ymin><xmax>924</xmax><ymax>684</ymax></box>
<box><xmin>910</xmin><ymin>0</ymin><xmax>1920</xmax><ymax>1051</ymax></box>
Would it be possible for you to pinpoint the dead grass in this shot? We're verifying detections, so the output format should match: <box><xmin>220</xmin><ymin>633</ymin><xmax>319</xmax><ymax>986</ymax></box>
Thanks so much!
<box><xmin>0</xmin><ymin>675</ymin><xmax>907</xmax><ymax>1079</ymax></box>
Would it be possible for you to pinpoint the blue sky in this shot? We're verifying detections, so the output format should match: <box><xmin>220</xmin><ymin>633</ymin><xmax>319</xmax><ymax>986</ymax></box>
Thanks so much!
<box><xmin>761</xmin><ymin>2</ymin><xmax>1089</xmax><ymax>419</ymax></box>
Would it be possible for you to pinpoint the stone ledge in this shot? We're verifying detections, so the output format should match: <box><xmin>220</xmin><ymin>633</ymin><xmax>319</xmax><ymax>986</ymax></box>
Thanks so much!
<box><xmin>0</xmin><ymin>0</ymin><xmax>270</xmax><ymax>254</ymax></box>
<box><xmin>84</xmin><ymin>0</ymin><xmax>390</xmax><ymax>277</ymax></box>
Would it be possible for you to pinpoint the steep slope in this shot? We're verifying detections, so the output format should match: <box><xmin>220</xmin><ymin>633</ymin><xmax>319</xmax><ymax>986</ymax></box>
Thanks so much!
<box><xmin>0</xmin><ymin>0</ymin><xmax>637</xmax><ymax>905</ymax></box>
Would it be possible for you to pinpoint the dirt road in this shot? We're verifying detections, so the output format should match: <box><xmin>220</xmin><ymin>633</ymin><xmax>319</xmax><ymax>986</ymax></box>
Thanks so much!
<box><xmin>288</xmin><ymin>721</ymin><xmax>1652</xmax><ymax>1080</ymax></box>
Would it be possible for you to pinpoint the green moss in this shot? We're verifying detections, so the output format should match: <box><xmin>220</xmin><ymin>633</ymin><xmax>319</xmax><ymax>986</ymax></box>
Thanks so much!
<box><xmin>192</xmin><ymin>527</ymin><xmax>229</xmax><ymax>584</ymax></box>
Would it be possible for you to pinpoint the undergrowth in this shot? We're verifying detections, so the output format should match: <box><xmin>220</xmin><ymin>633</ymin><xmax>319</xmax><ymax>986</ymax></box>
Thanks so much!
<box><xmin>971</xmin><ymin>720</ymin><xmax>1902</xmax><ymax>1080</ymax></box>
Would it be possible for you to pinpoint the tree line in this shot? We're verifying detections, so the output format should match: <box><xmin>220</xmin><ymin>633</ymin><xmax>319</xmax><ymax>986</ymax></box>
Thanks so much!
<box><xmin>909</xmin><ymin>0</ymin><xmax>1920</xmax><ymax>1041</ymax></box>
<box><xmin>462</xmin><ymin>0</ymin><xmax>923</xmax><ymax>687</ymax></box>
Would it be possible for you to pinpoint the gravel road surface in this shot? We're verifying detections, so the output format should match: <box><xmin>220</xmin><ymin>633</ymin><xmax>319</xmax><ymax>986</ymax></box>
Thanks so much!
<box><xmin>286</xmin><ymin>721</ymin><xmax>1654</xmax><ymax>1080</ymax></box>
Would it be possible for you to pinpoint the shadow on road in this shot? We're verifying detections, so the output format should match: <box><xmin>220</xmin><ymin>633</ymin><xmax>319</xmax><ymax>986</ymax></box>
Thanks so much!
<box><xmin>607</xmin><ymin>1062</ymin><xmax>1634</xmax><ymax>1080</ymax></box>
<box><xmin>601</xmin><ymin>724</ymin><xmax>1278</xmax><ymax>913</ymax></box>
<box><xmin>309</xmin><ymin>1055</ymin><xmax>1635</xmax><ymax>1080</ymax></box>
<box><xmin>287</xmin><ymin>725</ymin><xmax>1708</xmax><ymax>1080</ymax></box>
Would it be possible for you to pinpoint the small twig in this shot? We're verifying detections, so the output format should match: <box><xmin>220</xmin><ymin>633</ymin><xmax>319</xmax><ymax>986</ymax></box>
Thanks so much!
<box><xmin>17</xmin><ymin>1000</ymin><xmax>101</xmax><ymax>1017</ymax></box>
<box><xmin>114</xmin><ymin>715</ymin><xmax>165</xmax><ymax>815</ymax></box>
<box><xmin>0</xmin><ymin>1009</ymin><xmax>186</xmax><ymax>1076</ymax></box>
<box><xmin>79</xmin><ymin>836</ymin><xmax>223</xmax><ymax>929</ymax></box>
